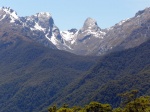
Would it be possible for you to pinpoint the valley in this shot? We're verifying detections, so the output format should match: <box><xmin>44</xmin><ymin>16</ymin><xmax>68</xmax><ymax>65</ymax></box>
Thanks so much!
<box><xmin>0</xmin><ymin>6</ymin><xmax>149</xmax><ymax>112</ymax></box>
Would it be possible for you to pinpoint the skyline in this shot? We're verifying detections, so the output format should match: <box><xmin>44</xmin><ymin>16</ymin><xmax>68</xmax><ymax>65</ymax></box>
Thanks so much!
<box><xmin>0</xmin><ymin>0</ymin><xmax>150</xmax><ymax>30</ymax></box>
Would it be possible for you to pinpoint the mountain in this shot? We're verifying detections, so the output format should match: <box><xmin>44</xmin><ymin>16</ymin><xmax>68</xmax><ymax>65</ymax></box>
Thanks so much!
<box><xmin>0</xmin><ymin>7</ymin><xmax>150</xmax><ymax>55</ymax></box>
<box><xmin>100</xmin><ymin>7</ymin><xmax>150</xmax><ymax>54</ymax></box>
<box><xmin>0</xmin><ymin>7</ymin><xmax>58</xmax><ymax>49</ymax></box>
<box><xmin>0</xmin><ymin>34</ymin><xmax>98</xmax><ymax>112</ymax></box>
<box><xmin>69</xmin><ymin>7</ymin><xmax>150</xmax><ymax>55</ymax></box>
<box><xmin>61</xmin><ymin>18</ymin><xmax>106</xmax><ymax>55</ymax></box>
<box><xmin>0</xmin><ymin>6</ymin><xmax>150</xmax><ymax>112</ymax></box>
<box><xmin>49</xmin><ymin>39</ymin><xmax>150</xmax><ymax>108</ymax></box>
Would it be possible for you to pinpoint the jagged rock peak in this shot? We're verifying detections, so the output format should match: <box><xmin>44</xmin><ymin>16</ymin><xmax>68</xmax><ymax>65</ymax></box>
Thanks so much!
<box><xmin>0</xmin><ymin>7</ymin><xmax>14</xmax><ymax>12</ymax></box>
<box><xmin>36</xmin><ymin>12</ymin><xmax>52</xmax><ymax>18</ymax></box>
<box><xmin>68</xmin><ymin>28</ymin><xmax>78</xmax><ymax>34</ymax></box>
<box><xmin>24</xmin><ymin>11</ymin><xmax>54</xmax><ymax>30</ymax></box>
<box><xmin>32</xmin><ymin>12</ymin><xmax>54</xmax><ymax>25</ymax></box>
<box><xmin>135</xmin><ymin>7</ymin><xmax>150</xmax><ymax>17</ymax></box>
<box><xmin>83</xmin><ymin>17</ymin><xmax>98</xmax><ymax>28</ymax></box>
<box><xmin>81</xmin><ymin>17</ymin><xmax>102</xmax><ymax>32</ymax></box>
<box><xmin>0</xmin><ymin>6</ymin><xmax>18</xmax><ymax>19</ymax></box>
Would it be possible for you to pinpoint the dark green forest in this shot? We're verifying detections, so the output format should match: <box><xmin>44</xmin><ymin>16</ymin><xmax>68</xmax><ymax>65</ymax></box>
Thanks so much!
<box><xmin>48</xmin><ymin>90</ymin><xmax>150</xmax><ymax>112</ymax></box>
<box><xmin>0</xmin><ymin>39</ymin><xmax>98</xmax><ymax>112</ymax></box>
<box><xmin>47</xmin><ymin>39</ymin><xmax>150</xmax><ymax>109</ymax></box>
<box><xmin>0</xmin><ymin>37</ymin><xmax>149</xmax><ymax>112</ymax></box>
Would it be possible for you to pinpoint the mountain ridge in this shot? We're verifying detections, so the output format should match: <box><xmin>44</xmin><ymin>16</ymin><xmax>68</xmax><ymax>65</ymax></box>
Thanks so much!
<box><xmin>0</xmin><ymin>6</ymin><xmax>150</xmax><ymax>112</ymax></box>
<box><xmin>0</xmin><ymin>7</ymin><xmax>150</xmax><ymax>55</ymax></box>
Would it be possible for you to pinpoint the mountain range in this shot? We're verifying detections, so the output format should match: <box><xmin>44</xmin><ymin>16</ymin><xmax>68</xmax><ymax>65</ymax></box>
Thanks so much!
<box><xmin>0</xmin><ymin>7</ymin><xmax>150</xmax><ymax>55</ymax></box>
<box><xmin>0</xmin><ymin>6</ymin><xmax>150</xmax><ymax>112</ymax></box>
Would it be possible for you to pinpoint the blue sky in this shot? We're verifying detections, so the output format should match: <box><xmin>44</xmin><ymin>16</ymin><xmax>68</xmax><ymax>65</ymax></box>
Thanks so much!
<box><xmin>0</xmin><ymin>0</ymin><xmax>150</xmax><ymax>30</ymax></box>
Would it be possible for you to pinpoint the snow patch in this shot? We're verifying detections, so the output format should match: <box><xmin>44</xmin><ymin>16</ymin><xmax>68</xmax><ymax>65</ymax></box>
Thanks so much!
<box><xmin>61</xmin><ymin>31</ymin><xmax>74</xmax><ymax>41</ymax></box>
<box><xmin>34</xmin><ymin>22</ymin><xmax>45</xmax><ymax>31</ymax></box>
<box><xmin>38</xmin><ymin>12</ymin><xmax>51</xmax><ymax>17</ymax></box>
<box><xmin>71</xmin><ymin>39</ymin><xmax>75</xmax><ymax>44</ymax></box>
<box><xmin>61</xmin><ymin>30</ymin><xmax>78</xmax><ymax>45</ymax></box>
<box><xmin>50</xmin><ymin>34</ymin><xmax>58</xmax><ymax>46</ymax></box>
<box><xmin>106</xmin><ymin>27</ymin><xmax>113</xmax><ymax>31</ymax></box>
<box><xmin>82</xmin><ymin>29</ymin><xmax>105</xmax><ymax>38</ymax></box>
<box><xmin>0</xmin><ymin>15</ymin><xmax>6</xmax><ymax>21</ymax></box>
<box><xmin>118</xmin><ymin>18</ymin><xmax>130</xmax><ymax>26</ymax></box>
<box><xmin>30</xmin><ymin>22</ymin><xmax>46</xmax><ymax>31</ymax></box>
<box><xmin>45</xmin><ymin>28</ymin><xmax>51</xmax><ymax>41</ymax></box>
<box><xmin>63</xmin><ymin>41</ymin><xmax>73</xmax><ymax>50</ymax></box>
<box><xmin>2</xmin><ymin>7</ymin><xmax>19</xmax><ymax>23</ymax></box>
<box><xmin>10</xmin><ymin>11</ymin><xmax>18</xmax><ymax>19</ymax></box>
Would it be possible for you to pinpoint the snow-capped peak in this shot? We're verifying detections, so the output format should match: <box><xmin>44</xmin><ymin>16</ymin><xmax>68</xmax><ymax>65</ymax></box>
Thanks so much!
<box><xmin>23</xmin><ymin>11</ymin><xmax>54</xmax><ymax>33</ymax></box>
<box><xmin>38</xmin><ymin>12</ymin><xmax>51</xmax><ymax>17</ymax></box>
<box><xmin>0</xmin><ymin>7</ymin><xmax>19</xmax><ymax>23</ymax></box>
<box><xmin>1</xmin><ymin>7</ymin><xmax>18</xmax><ymax>19</ymax></box>
<box><xmin>34</xmin><ymin>12</ymin><xmax>52</xmax><ymax>19</ymax></box>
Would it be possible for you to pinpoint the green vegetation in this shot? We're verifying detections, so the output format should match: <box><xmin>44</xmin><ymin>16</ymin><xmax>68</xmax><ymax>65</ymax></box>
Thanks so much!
<box><xmin>0</xmin><ymin>38</ymin><xmax>149</xmax><ymax>112</ymax></box>
<box><xmin>0</xmin><ymin>39</ymin><xmax>98</xmax><ymax>112</ymax></box>
<box><xmin>48</xmin><ymin>92</ymin><xmax>150</xmax><ymax>112</ymax></box>
<box><xmin>48</xmin><ymin>102</ymin><xmax>112</xmax><ymax>112</ymax></box>
<box><xmin>50</xmin><ymin>39</ymin><xmax>150</xmax><ymax>108</ymax></box>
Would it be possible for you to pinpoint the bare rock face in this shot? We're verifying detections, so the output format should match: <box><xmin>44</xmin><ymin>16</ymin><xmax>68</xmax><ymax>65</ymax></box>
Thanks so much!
<box><xmin>100</xmin><ymin>7</ymin><xmax>150</xmax><ymax>54</ymax></box>
<box><xmin>0</xmin><ymin>7</ymin><xmax>150</xmax><ymax>55</ymax></box>
<box><xmin>63</xmin><ymin>18</ymin><xmax>106</xmax><ymax>55</ymax></box>
<box><xmin>77</xmin><ymin>18</ymin><xmax>104</xmax><ymax>41</ymax></box>
<box><xmin>0</xmin><ymin>7</ymin><xmax>19</xmax><ymax>23</ymax></box>
<box><xmin>82</xmin><ymin>17</ymin><xmax>100</xmax><ymax>31</ymax></box>
<box><xmin>60</xmin><ymin>8</ymin><xmax>150</xmax><ymax>55</ymax></box>
<box><xmin>0</xmin><ymin>7</ymin><xmax>60</xmax><ymax>49</ymax></box>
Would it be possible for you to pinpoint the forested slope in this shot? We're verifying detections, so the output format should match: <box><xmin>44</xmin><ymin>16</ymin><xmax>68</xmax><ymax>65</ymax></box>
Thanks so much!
<box><xmin>0</xmin><ymin>38</ymin><xmax>98</xmax><ymax>112</ymax></box>
<box><xmin>51</xmin><ymin>39</ymin><xmax>150</xmax><ymax>108</ymax></box>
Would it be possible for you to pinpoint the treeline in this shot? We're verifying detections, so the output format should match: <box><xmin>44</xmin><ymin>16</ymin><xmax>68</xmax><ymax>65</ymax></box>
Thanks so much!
<box><xmin>48</xmin><ymin>90</ymin><xmax>150</xmax><ymax>112</ymax></box>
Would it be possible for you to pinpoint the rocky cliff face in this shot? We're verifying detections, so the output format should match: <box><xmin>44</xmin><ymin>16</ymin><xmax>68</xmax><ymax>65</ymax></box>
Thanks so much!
<box><xmin>0</xmin><ymin>7</ymin><xmax>60</xmax><ymax>49</ymax></box>
<box><xmin>0</xmin><ymin>7</ymin><xmax>150</xmax><ymax>55</ymax></box>
<box><xmin>68</xmin><ymin>17</ymin><xmax>106</xmax><ymax>55</ymax></box>
<box><xmin>100</xmin><ymin>7</ymin><xmax>150</xmax><ymax>54</ymax></box>
<box><xmin>61</xmin><ymin>7</ymin><xmax>150</xmax><ymax>55</ymax></box>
